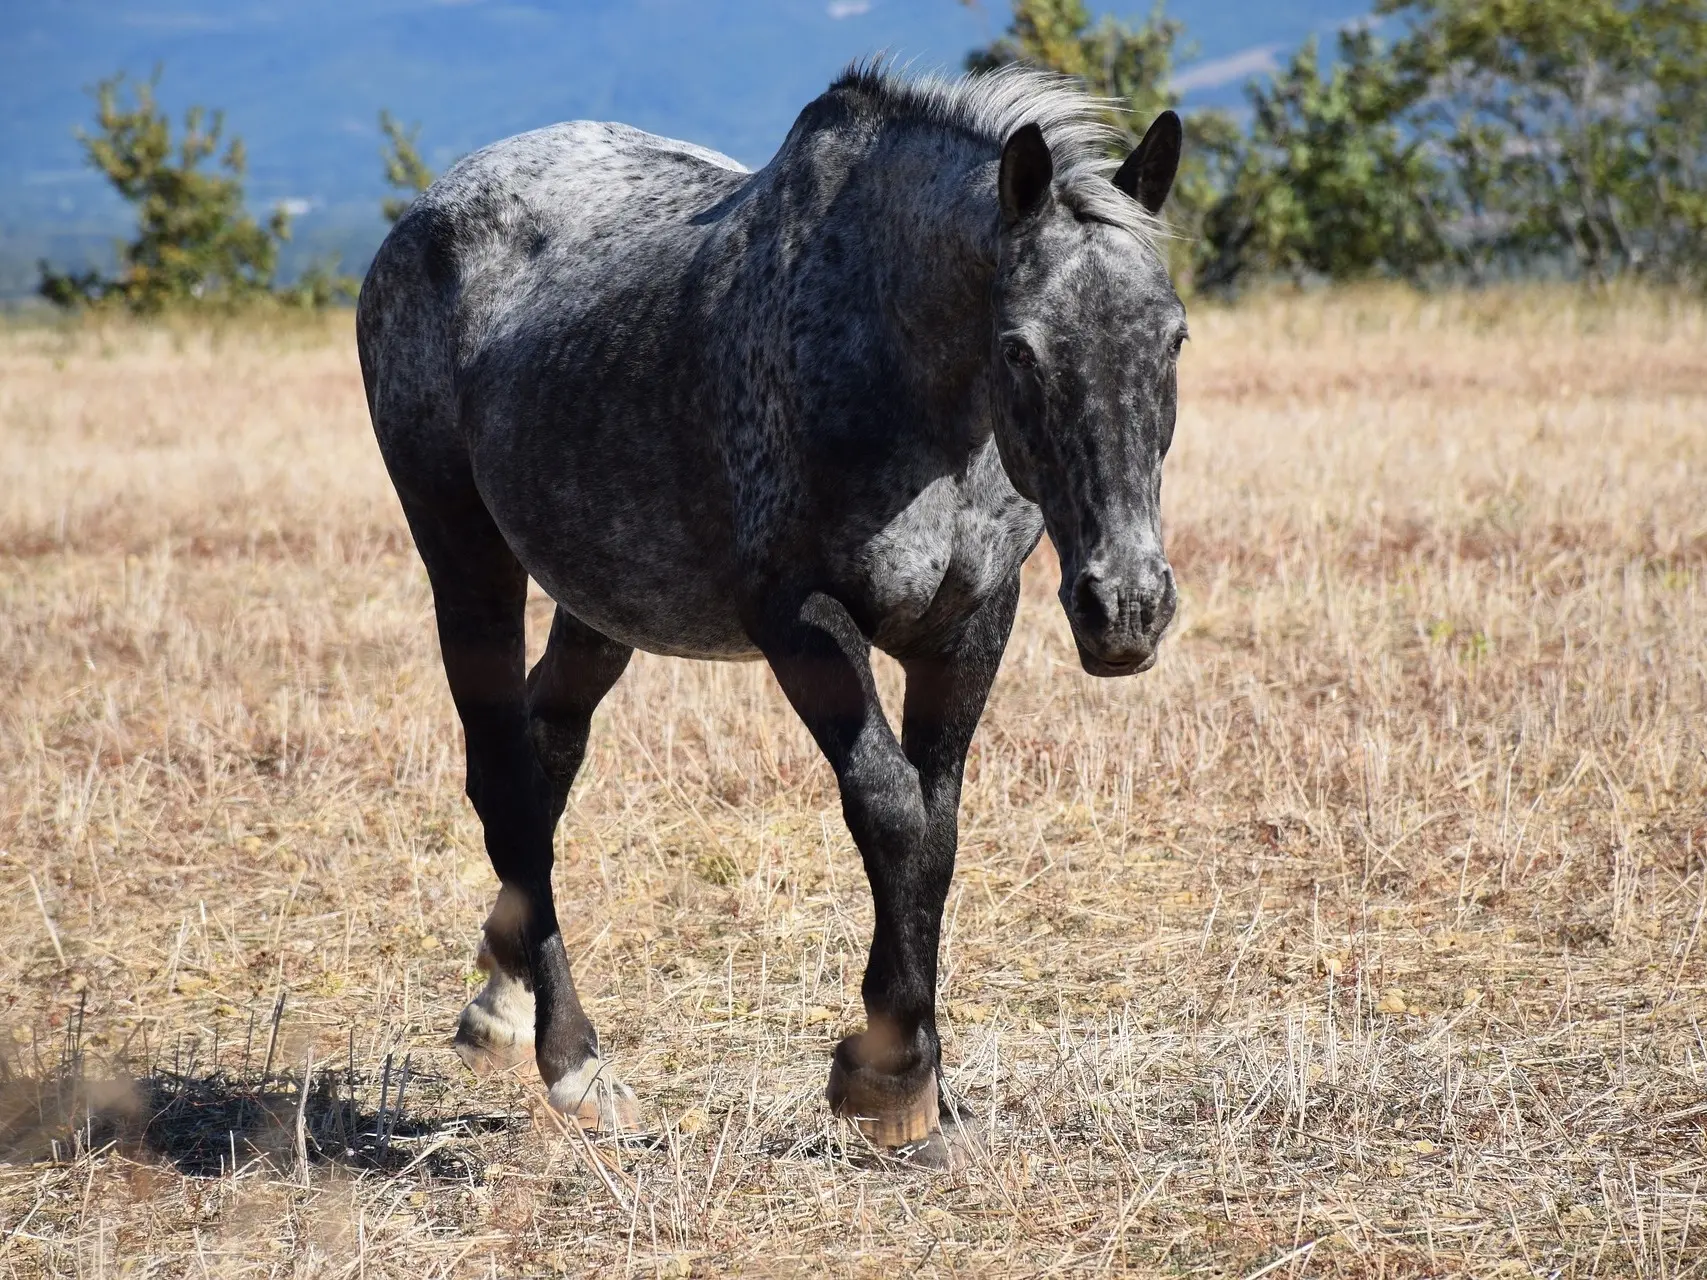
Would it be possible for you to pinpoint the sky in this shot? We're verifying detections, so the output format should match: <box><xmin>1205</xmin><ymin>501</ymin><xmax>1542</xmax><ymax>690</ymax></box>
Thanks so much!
<box><xmin>0</xmin><ymin>0</ymin><xmax>1355</xmax><ymax>287</ymax></box>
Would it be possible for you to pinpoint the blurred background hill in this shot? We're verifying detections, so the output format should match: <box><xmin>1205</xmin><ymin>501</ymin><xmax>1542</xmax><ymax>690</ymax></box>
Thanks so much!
<box><xmin>0</xmin><ymin>0</ymin><xmax>1342</xmax><ymax>297</ymax></box>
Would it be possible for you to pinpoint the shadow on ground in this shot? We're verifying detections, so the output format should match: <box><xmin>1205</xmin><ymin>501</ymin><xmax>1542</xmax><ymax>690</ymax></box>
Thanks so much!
<box><xmin>0</xmin><ymin>1056</ymin><xmax>520</xmax><ymax>1180</ymax></box>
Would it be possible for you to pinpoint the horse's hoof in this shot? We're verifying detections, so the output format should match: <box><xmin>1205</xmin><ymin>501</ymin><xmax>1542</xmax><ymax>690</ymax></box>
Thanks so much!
<box><xmin>453</xmin><ymin>936</ymin><xmax>537</xmax><ymax>1075</ymax></box>
<box><xmin>453</xmin><ymin>993</ymin><xmax>536</xmax><ymax>1077</ymax></box>
<box><xmin>451</xmin><ymin>1031</ymin><xmax>534</xmax><ymax>1076</ymax></box>
<box><xmin>547</xmin><ymin>1058</ymin><xmax>642</xmax><ymax>1133</ymax></box>
<box><xmin>826</xmin><ymin>1034</ymin><xmax>940</xmax><ymax>1150</ymax></box>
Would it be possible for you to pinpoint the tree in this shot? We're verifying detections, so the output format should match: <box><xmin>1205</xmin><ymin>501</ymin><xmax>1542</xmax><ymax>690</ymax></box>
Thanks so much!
<box><xmin>39</xmin><ymin>70</ymin><xmax>293</xmax><ymax>312</ymax></box>
<box><xmin>380</xmin><ymin>111</ymin><xmax>434</xmax><ymax>223</ymax></box>
<box><xmin>965</xmin><ymin>0</ymin><xmax>1241</xmax><ymax>285</ymax></box>
<box><xmin>1381</xmin><ymin>0</ymin><xmax>1707</xmax><ymax>284</ymax></box>
<box><xmin>1196</xmin><ymin>30</ymin><xmax>1451</xmax><ymax>288</ymax></box>
<box><xmin>967</xmin><ymin>0</ymin><xmax>1177</xmax><ymax>124</ymax></box>
<box><xmin>965</xmin><ymin>0</ymin><xmax>1706</xmax><ymax>290</ymax></box>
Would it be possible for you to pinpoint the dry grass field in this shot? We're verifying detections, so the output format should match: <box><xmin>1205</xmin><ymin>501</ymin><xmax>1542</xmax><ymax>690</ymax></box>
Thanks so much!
<box><xmin>2</xmin><ymin>288</ymin><xmax>1705</xmax><ymax>1278</ymax></box>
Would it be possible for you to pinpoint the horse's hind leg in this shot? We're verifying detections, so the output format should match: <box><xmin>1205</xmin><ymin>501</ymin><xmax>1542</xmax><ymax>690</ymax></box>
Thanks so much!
<box><xmin>394</xmin><ymin>477</ymin><xmax>636</xmax><ymax>1130</ymax></box>
<box><xmin>511</xmin><ymin>605</ymin><xmax>634</xmax><ymax>1120</ymax></box>
<box><xmin>455</xmin><ymin>605</ymin><xmax>629</xmax><ymax>1072</ymax></box>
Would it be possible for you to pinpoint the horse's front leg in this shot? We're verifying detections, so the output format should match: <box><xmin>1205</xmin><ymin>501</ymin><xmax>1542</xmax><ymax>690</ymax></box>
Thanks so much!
<box><xmin>889</xmin><ymin>573</ymin><xmax>1020</xmax><ymax>1124</ymax></box>
<box><xmin>756</xmin><ymin>581</ymin><xmax>1019</xmax><ymax>1156</ymax></box>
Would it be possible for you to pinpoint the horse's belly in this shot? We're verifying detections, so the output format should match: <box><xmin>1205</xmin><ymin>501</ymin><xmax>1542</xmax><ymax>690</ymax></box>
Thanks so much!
<box><xmin>471</xmin><ymin>407</ymin><xmax>757</xmax><ymax>659</ymax></box>
<box><xmin>526</xmin><ymin>558</ymin><xmax>759</xmax><ymax>661</ymax></box>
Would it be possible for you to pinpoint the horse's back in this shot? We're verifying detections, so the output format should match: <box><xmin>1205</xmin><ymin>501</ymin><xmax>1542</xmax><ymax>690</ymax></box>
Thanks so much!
<box><xmin>424</xmin><ymin>120</ymin><xmax>747</xmax><ymax>272</ymax></box>
<box><xmin>360</xmin><ymin>120</ymin><xmax>747</xmax><ymax>368</ymax></box>
<box><xmin>358</xmin><ymin>117</ymin><xmax>752</xmax><ymax>476</ymax></box>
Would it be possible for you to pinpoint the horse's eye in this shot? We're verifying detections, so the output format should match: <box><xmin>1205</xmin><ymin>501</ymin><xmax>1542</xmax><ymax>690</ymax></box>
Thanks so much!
<box><xmin>1002</xmin><ymin>339</ymin><xmax>1036</xmax><ymax>370</ymax></box>
<box><xmin>1171</xmin><ymin>330</ymin><xmax>1188</xmax><ymax>357</ymax></box>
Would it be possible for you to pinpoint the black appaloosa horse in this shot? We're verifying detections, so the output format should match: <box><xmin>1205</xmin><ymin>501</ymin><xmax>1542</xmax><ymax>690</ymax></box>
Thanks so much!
<box><xmin>356</xmin><ymin>62</ymin><xmax>1186</xmax><ymax>1163</ymax></box>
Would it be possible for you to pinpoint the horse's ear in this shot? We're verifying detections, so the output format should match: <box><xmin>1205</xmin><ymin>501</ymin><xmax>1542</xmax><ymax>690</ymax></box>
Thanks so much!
<box><xmin>1113</xmin><ymin>110</ymin><xmax>1182</xmax><ymax>213</ymax></box>
<box><xmin>999</xmin><ymin>123</ymin><xmax>1054</xmax><ymax>222</ymax></box>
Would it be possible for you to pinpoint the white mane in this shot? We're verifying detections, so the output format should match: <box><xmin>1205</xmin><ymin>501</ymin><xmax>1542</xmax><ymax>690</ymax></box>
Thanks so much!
<box><xmin>831</xmin><ymin>60</ymin><xmax>1166</xmax><ymax>253</ymax></box>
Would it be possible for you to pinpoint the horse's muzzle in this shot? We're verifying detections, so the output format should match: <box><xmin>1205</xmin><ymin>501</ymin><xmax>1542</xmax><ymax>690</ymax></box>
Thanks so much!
<box><xmin>1063</xmin><ymin>555</ymin><xmax>1176</xmax><ymax>678</ymax></box>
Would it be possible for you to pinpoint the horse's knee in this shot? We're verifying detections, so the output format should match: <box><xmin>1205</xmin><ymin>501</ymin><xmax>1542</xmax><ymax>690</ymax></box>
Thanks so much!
<box><xmin>526</xmin><ymin>708</ymin><xmax>590</xmax><ymax>804</ymax></box>
<box><xmin>839</xmin><ymin>748</ymin><xmax>928</xmax><ymax>854</ymax></box>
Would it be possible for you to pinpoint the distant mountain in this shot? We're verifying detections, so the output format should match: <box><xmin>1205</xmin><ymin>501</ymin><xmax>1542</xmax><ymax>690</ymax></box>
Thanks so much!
<box><xmin>1</xmin><ymin>0</ymin><xmax>1357</xmax><ymax>296</ymax></box>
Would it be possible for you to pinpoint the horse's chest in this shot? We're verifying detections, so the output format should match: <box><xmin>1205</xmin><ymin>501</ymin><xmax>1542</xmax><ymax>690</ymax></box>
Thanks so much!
<box><xmin>848</xmin><ymin>477</ymin><xmax>1034</xmax><ymax>646</ymax></box>
<box><xmin>854</xmin><ymin>516</ymin><xmax>956</xmax><ymax>621</ymax></box>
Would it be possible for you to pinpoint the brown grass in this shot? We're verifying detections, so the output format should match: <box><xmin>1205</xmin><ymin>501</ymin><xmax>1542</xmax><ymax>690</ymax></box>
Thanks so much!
<box><xmin>1</xmin><ymin>286</ymin><xmax>1704</xmax><ymax>1277</ymax></box>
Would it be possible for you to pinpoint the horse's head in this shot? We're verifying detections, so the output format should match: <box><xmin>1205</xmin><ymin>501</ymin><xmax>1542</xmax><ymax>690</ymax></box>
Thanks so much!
<box><xmin>989</xmin><ymin>114</ymin><xmax>1185</xmax><ymax>677</ymax></box>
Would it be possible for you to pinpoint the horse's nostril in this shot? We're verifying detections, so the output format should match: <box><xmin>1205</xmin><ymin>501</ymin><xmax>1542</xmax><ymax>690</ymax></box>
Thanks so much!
<box><xmin>1073</xmin><ymin>573</ymin><xmax>1111</xmax><ymax>632</ymax></box>
<box><xmin>1142</xmin><ymin>567</ymin><xmax>1177</xmax><ymax>637</ymax></box>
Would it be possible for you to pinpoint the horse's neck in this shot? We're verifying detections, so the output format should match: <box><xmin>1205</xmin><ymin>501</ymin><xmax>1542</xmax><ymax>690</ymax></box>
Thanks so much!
<box><xmin>872</xmin><ymin>141</ymin><xmax>994</xmax><ymax>340</ymax></box>
<box><xmin>721</xmin><ymin>127</ymin><xmax>999</xmax><ymax>452</ymax></box>
<box><xmin>818</xmin><ymin>133</ymin><xmax>999</xmax><ymax>443</ymax></box>
<box><xmin>894</xmin><ymin>178</ymin><xmax>999</xmax><ymax>451</ymax></box>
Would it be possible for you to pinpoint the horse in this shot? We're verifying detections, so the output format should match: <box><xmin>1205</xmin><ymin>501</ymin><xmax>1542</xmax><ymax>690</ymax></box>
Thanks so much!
<box><xmin>356</xmin><ymin>62</ymin><xmax>1186</xmax><ymax>1163</ymax></box>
